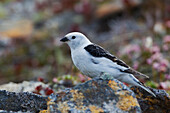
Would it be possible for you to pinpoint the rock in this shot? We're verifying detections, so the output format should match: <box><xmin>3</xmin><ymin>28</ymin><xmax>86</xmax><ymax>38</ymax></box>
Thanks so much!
<box><xmin>131</xmin><ymin>86</ymin><xmax>170</xmax><ymax>113</ymax></box>
<box><xmin>0</xmin><ymin>78</ymin><xmax>169</xmax><ymax>112</ymax></box>
<box><xmin>0</xmin><ymin>81</ymin><xmax>49</xmax><ymax>93</ymax></box>
<box><xmin>0</xmin><ymin>90</ymin><xmax>47</xmax><ymax>112</ymax></box>
<box><xmin>41</xmin><ymin>78</ymin><xmax>141</xmax><ymax>113</ymax></box>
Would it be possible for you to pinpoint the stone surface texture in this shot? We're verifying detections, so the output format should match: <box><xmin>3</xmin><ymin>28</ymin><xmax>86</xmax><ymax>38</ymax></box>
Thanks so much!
<box><xmin>131</xmin><ymin>86</ymin><xmax>170</xmax><ymax>113</ymax></box>
<box><xmin>0</xmin><ymin>90</ymin><xmax>47</xmax><ymax>112</ymax></box>
<box><xmin>42</xmin><ymin>78</ymin><xmax>141</xmax><ymax>113</ymax></box>
<box><xmin>0</xmin><ymin>79</ymin><xmax>169</xmax><ymax>112</ymax></box>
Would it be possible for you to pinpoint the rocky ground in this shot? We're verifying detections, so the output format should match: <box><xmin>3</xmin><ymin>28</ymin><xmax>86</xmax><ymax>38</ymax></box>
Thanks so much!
<box><xmin>0</xmin><ymin>77</ymin><xmax>169</xmax><ymax>113</ymax></box>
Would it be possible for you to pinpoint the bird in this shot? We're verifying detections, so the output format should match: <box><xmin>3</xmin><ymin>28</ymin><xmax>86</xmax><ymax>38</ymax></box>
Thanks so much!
<box><xmin>60</xmin><ymin>32</ymin><xmax>156</xmax><ymax>97</ymax></box>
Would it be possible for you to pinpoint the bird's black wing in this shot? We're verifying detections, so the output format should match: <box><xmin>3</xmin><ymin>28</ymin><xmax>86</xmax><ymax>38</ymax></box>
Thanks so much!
<box><xmin>84</xmin><ymin>44</ymin><xmax>149</xmax><ymax>78</ymax></box>
<box><xmin>84</xmin><ymin>44</ymin><xmax>129</xmax><ymax>68</ymax></box>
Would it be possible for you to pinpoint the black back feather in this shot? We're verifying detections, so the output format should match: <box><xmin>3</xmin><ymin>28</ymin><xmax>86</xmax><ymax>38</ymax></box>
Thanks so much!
<box><xmin>84</xmin><ymin>44</ymin><xmax>129</xmax><ymax>68</ymax></box>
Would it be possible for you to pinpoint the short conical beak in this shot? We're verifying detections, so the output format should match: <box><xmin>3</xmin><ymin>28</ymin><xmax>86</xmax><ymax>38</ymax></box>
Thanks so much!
<box><xmin>60</xmin><ymin>37</ymin><xmax>69</xmax><ymax>42</ymax></box>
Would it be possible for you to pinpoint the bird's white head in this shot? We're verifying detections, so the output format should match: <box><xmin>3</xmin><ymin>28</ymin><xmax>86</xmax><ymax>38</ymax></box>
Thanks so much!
<box><xmin>60</xmin><ymin>32</ymin><xmax>91</xmax><ymax>50</ymax></box>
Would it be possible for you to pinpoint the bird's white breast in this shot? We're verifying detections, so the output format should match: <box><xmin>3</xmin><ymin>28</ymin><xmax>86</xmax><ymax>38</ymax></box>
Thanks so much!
<box><xmin>71</xmin><ymin>47</ymin><xmax>100</xmax><ymax>77</ymax></box>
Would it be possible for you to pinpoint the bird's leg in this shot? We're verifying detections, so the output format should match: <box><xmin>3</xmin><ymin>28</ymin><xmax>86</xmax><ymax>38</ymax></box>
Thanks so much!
<box><xmin>99</xmin><ymin>72</ymin><xmax>114</xmax><ymax>80</ymax></box>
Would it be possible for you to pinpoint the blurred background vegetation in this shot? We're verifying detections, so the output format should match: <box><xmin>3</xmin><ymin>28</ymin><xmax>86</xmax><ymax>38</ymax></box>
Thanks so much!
<box><xmin>0</xmin><ymin>0</ymin><xmax>169</xmax><ymax>92</ymax></box>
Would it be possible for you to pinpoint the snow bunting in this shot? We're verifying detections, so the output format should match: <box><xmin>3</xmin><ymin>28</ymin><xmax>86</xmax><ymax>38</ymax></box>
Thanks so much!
<box><xmin>60</xmin><ymin>32</ymin><xmax>156</xmax><ymax>97</ymax></box>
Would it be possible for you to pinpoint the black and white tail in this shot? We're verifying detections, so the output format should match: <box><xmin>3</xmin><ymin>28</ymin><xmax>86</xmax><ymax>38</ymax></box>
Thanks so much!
<box><xmin>124</xmin><ymin>74</ymin><xmax>156</xmax><ymax>97</ymax></box>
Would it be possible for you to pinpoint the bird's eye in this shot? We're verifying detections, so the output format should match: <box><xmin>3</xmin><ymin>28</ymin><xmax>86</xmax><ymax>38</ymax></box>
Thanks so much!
<box><xmin>72</xmin><ymin>36</ymin><xmax>76</xmax><ymax>39</ymax></box>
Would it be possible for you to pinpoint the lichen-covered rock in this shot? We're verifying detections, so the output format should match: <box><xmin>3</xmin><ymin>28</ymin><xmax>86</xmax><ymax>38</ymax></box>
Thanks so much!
<box><xmin>131</xmin><ymin>86</ymin><xmax>170</xmax><ymax>113</ymax></box>
<box><xmin>42</xmin><ymin>78</ymin><xmax>141</xmax><ymax>113</ymax></box>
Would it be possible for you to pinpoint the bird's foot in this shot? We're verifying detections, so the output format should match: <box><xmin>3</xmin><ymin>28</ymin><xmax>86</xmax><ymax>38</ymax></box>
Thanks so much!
<box><xmin>99</xmin><ymin>72</ymin><xmax>114</xmax><ymax>80</ymax></box>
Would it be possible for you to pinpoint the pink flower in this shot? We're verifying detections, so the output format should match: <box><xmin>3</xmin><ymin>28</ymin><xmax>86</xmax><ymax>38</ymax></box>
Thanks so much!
<box><xmin>158</xmin><ymin>59</ymin><xmax>169</xmax><ymax>72</ymax></box>
<box><xmin>151</xmin><ymin>59</ymin><xmax>169</xmax><ymax>72</ymax></box>
<box><xmin>160</xmin><ymin>59</ymin><xmax>169</xmax><ymax>67</ymax></box>
<box><xmin>163</xmin><ymin>35</ymin><xmax>170</xmax><ymax>43</ymax></box>
<box><xmin>78</xmin><ymin>74</ymin><xmax>86</xmax><ymax>82</ymax></box>
<box><xmin>165</xmin><ymin>74</ymin><xmax>170</xmax><ymax>80</ymax></box>
<box><xmin>160</xmin><ymin>81</ymin><xmax>170</xmax><ymax>89</ymax></box>
<box><xmin>163</xmin><ymin>44</ymin><xmax>169</xmax><ymax>51</ymax></box>
<box><xmin>151</xmin><ymin>45</ymin><xmax>160</xmax><ymax>53</ymax></box>
<box><xmin>151</xmin><ymin>58</ymin><xmax>169</xmax><ymax>72</ymax></box>
<box><xmin>119</xmin><ymin>44</ymin><xmax>141</xmax><ymax>59</ymax></box>
<box><xmin>121</xmin><ymin>44</ymin><xmax>141</xmax><ymax>56</ymax></box>
<box><xmin>159</xmin><ymin>65</ymin><xmax>167</xmax><ymax>72</ymax></box>
<box><xmin>129</xmin><ymin>45</ymin><xmax>141</xmax><ymax>53</ymax></box>
<box><xmin>147</xmin><ymin>58</ymin><xmax>152</xmax><ymax>64</ymax></box>
<box><xmin>153</xmin><ymin>62</ymin><xmax>159</xmax><ymax>69</ymax></box>
<box><xmin>53</xmin><ymin>77</ymin><xmax>58</xmax><ymax>83</ymax></box>
<box><xmin>151</xmin><ymin>52</ymin><xmax>162</xmax><ymax>61</ymax></box>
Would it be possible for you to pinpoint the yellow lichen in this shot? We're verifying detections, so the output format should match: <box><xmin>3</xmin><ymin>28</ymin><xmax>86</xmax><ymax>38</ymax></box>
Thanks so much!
<box><xmin>39</xmin><ymin>110</ymin><xmax>47</xmax><ymax>113</ymax></box>
<box><xmin>108</xmin><ymin>80</ymin><xmax>122</xmax><ymax>91</ymax></box>
<box><xmin>131</xmin><ymin>88</ymin><xmax>144</xmax><ymax>98</ymax></box>
<box><xmin>46</xmin><ymin>96</ymin><xmax>71</xmax><ymax>113</ymax></box>
<box><xmin>47</xmin><ymin>101</ymin><xmax>55</xmax><ymax>105</ymax></box>
<box><xmin>89</xmin><ymin>105</ymin><xmax>104</xmax><ymax>113</ymax></box>
<box><xmin>39</xmin><ymin>97</ymin><xmax>55</xmax><ymax>113</ymax></box>
<box><xmin>47</xmin><ymin>97</ymin><xmax>55</xmax><ymax>105</ymax></box>
<box><xmin>70</xmin><ymin>89</ymin><xmax>88</xmax><ymax>111</ymax></box>
<box><xmin>57</xmin><ymin>101</ymin><xmax>70</xmax><ymax>113</ymax></box>
<box><xmin>70</xmin><ymin>89</ymin><xmax>84</xmax><ymax>101</ymax></box>
<box><xmin>140</xmin><ymin>97</ymin><xmax>159</xmax><ymax>106</ymax></box>
<box><xmin>116</xmin><ymin>91</ymin><xmax>139</xmax><ymax>111</ymax></box>
<box><xmin>150</xmin><ymin>106</ymin><xmax>154</xmax><ymax>109</ymax></box>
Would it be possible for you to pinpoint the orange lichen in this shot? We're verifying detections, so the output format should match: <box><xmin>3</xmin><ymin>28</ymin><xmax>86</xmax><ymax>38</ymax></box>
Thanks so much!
<box><xmin>70</xmin><ymin>89</ymin><xmax>87</xmax><ymax>111</ymax></box>
<box><xmin>131</xmin><ymin>87</ymin><xmax>158</xmax><ymax>104</ymax></box>
<box><xmin>116</xmin><ymin>91</ymin><xmax>139</xmax><ymax>111</ymax></box>
<box><xmin>54</xmin><ymin>90</ymin><xmax>85</xmax><ymax>112</ymax></box>
<box><xmin>108</xmin><ymin>80</ymin><xmax>122</xmax><ymax>91</ymax></box>
<box><xmin>46</xmin><ymin>97</ymin><xmax>55</xmax><ymax>106</ymax></box>
<box><xmin>69</xmin><ymin>90</ymin><xmax>104</xmax><ymax>112</ymax></box>
<box><xmin>145</xmin><ymin>97</ymin><xmax>158</xmax><ymax>103</ymax></box>
<box><xmin>70</xmin><ymin>89</ymin><xmax>84</xmax><ymax>101</ymax></box>
<box><xmin>108</xmin><ymin>79</ymin><xmax>139</xmax><ymax>111</ymax></box>
<box><xmin>130</xmin><ymin>87</ymin><xmax>144</xmax><ymax>98</ymax></box>
<box><xmin>150</xmin><ymin>106</ymin><xmax>154</xmax><ymax>109</ymax></box>
<box><xmin>39</xmin><ymin>110</ymin><xmax>47</xmax><ymax>113</ymax></box>
<box><xmin>89</xmin><ymin>105</ymin><xmax>104</xmax><ymax>113</ymax></box>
